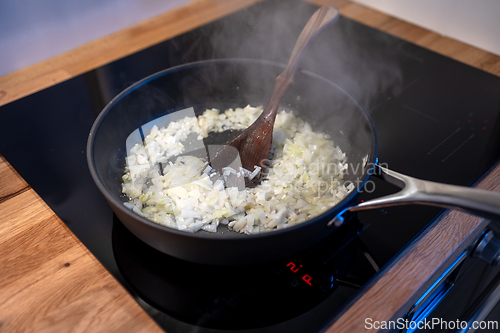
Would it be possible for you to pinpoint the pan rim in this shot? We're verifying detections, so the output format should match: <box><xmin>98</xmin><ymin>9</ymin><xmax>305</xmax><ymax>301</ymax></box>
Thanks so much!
<box><xmin>86</xmin><ymin>58</ymin><xmax>378</xmax><ymax>241</ymax></box>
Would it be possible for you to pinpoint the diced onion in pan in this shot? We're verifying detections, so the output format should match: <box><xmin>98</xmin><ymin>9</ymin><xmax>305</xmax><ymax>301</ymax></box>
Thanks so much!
<box><xmin>121</xmin><ymin>105</ymin><xmax>353</xmax><ymax>234</ymax></box>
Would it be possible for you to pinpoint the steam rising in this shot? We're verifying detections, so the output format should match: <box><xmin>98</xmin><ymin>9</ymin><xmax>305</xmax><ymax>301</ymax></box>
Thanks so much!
<box><xmin>208</xmin><ymin>0</ymin><xmax>403</xmax><ymax>111</ymax></box>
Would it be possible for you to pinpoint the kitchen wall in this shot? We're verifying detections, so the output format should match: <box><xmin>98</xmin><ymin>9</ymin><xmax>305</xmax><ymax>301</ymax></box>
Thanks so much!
<box><xmin>1</xmin><ymin>0</ymin><xmax>499</xmax><ymax>77</ymax></box>
<box><xmin>0</xmin><ymin>0</ymin><xmax>190</xmax><ymax>76</ymax></box>
<box><xmin>350</xmin><ymin>0</ymin><xmax>500</xmax><ymax>56</ymax></box>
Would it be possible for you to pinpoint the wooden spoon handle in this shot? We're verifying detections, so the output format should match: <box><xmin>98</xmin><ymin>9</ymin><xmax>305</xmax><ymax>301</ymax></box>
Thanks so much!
<box><xmin>208</xmin><ymin>7</ymin><xmax>340</xmax><ymax>185</ymax></box>
<box><xmin>281</xmin><ymin>7</ymin><xmax>339</xmax><ymax>82</ymax></box>
<box><xmin>262</xmin><ymin>7</ymin><xmax>339</xmax><ymax>122</ymax></box>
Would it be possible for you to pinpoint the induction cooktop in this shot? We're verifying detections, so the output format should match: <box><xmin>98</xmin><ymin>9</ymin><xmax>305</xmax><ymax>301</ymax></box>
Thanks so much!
<box><xmin>0</xmin><ymin>0</ymin><xmax>499</xmax><ymax>332</ymax></box>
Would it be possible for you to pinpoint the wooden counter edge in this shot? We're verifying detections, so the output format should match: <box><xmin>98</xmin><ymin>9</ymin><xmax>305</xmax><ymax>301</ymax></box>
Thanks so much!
<box><xmin>307</xmin><ymin>1</ymin><xmax>500</xmax><ymax>331</ymax></box>
<box><xmin>0</xmin><ymin>0</ymin><xmax>499</xmax><ymax>332</ymax></box>
<box><xmin>0</xmin><ymin>0</ymin><xmax>264</xmax><ymax>332</ymax></box>
<box><xmin>0</xmin><ymin>157</ymin><xmax>163</xmax><ymax>332</ymax></box>
<box><xmin>0</xmin><ymin>0</ymin><xmax>264</xmax><ymax>107</ymax></box>
<box><xmin>325</xmin><ymin>162</ymin><xmax>500</xmax><ymax>333</ymax></box>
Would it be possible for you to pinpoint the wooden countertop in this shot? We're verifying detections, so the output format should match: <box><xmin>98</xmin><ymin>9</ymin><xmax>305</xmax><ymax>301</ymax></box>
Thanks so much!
<box><xmin>0</xmin><ymin>0</ymin><xmax>499</xmax><ymax>331</ymax></box>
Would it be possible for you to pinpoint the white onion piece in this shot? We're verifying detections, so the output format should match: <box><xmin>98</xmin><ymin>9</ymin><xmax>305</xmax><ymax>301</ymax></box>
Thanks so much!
<box><xmin>122</xmin><ymin>106</ymin><xmax>353</xmax><ymax>234</ymax></box>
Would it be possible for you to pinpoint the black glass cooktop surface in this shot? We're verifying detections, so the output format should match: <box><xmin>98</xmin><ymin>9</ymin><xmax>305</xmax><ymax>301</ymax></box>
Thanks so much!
<box><xmin>1</xmin><ymin>0</ymin><xmax>499</xmax><ymax>332</ymax></box>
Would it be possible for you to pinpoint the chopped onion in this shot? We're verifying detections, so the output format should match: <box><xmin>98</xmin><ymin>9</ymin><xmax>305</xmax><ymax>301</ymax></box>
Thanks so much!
<box><xmin>121</xmin><ymin>106</ymin><xmax>353</xmax><ymax>234</ymax></box>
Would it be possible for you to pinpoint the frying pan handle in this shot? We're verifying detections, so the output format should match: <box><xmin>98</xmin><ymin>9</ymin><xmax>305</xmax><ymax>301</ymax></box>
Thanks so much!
<box><xmin>330</xmin><ymin>166</ymin><xmax>500</xmax><ymax>226</ymax></box>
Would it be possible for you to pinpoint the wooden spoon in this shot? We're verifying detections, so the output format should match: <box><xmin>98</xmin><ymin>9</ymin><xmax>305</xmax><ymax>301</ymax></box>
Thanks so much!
<box><xmin>208</xmin><ymin>6</ymin><xmax>339</xmax><ymax>186</ymax></box>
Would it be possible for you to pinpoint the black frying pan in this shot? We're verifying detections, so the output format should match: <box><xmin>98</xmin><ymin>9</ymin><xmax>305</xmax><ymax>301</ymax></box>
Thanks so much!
<box><xmin>87</xmin><ymin>59</ymin><xmax>500</xmax><ymax>265</ymax></box>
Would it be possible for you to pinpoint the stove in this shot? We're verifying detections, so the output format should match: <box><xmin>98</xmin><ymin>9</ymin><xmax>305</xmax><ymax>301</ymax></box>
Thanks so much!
<box><xmin>1</xmin><ymin>0</ymin><xmax>500</xmax><ymax>332</ymax></box>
